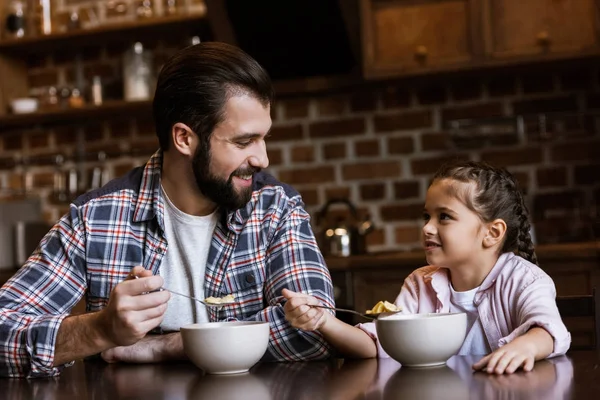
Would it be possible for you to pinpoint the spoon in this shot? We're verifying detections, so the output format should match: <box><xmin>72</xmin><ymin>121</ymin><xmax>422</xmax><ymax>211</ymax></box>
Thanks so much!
<box><xmin>133</xmin><ymin>276</ymin><xmax>233</xmax><ymax>308</ymax></box>
<box><xmin>311</xmin><ymin>305</ymin><xmax>401</xmax><ymax>320</ymax></box>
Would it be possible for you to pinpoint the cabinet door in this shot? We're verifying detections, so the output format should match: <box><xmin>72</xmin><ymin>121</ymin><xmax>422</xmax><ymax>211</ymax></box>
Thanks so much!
<box><xmin>361</xmin><ymin>0</ymin><xmax>478</xmax><ymax>79</ymax></box>
<box><xmin>352</xmin><ymin>267</ymin><xmax>414</xmax><ymax>317</ymax></box>
<box><xmin>485</xmin><ymin>0</ymin><xmax>600</xmax><ymax>58</ymax></box>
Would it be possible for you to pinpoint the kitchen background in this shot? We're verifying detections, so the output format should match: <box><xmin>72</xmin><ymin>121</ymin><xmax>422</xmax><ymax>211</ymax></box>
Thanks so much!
<box><xmin>0</xmin><ymin>0</ymin><xmax>599</xmax><ymax>259</ymax></box>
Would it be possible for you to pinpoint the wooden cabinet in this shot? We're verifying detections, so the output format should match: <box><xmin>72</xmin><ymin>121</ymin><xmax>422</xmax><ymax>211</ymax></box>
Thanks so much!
<box><xmin>483</xmin><ymin>0</ymin><xmax>600</xmax><ymax>59</ymax></box>
<box><xmin>360</xmin><ymin>0</ymin><xmax>481</xmax><ymax>79</ymax></box>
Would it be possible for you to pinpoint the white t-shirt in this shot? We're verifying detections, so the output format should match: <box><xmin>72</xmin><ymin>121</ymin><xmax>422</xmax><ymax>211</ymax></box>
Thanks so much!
<box><xmin>159</xmin><ymin>186</ymin><xmax>218</xmax><ymax>331</ymax></box>
<box><xmin>449</xmin><ymin>284</ymin><xmax>491</xmax><ymax>355</ymax></box>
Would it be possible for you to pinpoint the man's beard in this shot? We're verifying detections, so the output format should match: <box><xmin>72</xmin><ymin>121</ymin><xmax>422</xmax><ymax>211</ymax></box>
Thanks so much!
<box><xmin>191</xmin><ymin>146</ymin><xmax>258</xmax><ymax>210</ymax></box>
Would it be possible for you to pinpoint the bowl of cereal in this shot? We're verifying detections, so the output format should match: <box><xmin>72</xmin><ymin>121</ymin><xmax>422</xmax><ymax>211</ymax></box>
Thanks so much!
<box><xmin>181</xmin><ymin>321</ymin><xmax>270</xmax><ymax>374</ymax></box>
<box><xmin>376</xmin><ymin>313</ymin><xmax>467</xmax><ymax>367</ymax></box>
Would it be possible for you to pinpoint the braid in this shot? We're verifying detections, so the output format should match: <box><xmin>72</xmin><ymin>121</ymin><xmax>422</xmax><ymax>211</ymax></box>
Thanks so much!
<box><xmin>515</xmin><ymin>194</ymin><xmax>538</xmax><ymax>265</ymax></box>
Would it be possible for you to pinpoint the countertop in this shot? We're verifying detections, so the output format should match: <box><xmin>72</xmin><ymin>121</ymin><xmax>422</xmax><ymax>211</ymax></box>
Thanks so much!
<box><xmin>324</xmin><ymin>240</ymin><xmax>600</xmax><ymax>272</ymax></box>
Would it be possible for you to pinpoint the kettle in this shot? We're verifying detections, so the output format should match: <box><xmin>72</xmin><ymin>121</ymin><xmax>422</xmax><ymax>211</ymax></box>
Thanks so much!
<box><xmin>316</xmin><ymin>199</ymin><xmax>375</xmax><ymax>257</ymax></box>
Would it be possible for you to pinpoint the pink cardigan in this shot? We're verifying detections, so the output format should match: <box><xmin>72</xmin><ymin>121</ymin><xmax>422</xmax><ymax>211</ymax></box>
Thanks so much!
<box><xmin>358</xmin><ymin>252</ymin><xmax>571</xmax><ymax>358</ymax></box>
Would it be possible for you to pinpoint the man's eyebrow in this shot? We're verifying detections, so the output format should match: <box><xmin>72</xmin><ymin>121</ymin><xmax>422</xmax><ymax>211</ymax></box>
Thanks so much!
<box><xmin>231</xmin><ymin>129</ymin><xmax>271</xmax><ymax>141</ymax></box>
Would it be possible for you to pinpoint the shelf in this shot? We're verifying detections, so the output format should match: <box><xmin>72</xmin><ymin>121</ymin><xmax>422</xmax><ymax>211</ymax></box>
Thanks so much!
<box><xmin>0</xmin><ymin>13</ymin><xmax>208</xmax><ymax>55</ymax></box>
<box><xmin>0</xmin><ymin>100</ymin><xmax>152</xmax><ymax>132</ymax></box>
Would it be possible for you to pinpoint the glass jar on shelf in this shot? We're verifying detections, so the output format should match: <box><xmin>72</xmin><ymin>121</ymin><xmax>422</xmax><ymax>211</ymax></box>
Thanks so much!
<box><xmin>3</xmin><ymin>0</ymin><xmax>27</xmax><ymax>39</ymax></box>
<box><xmin>123</xmin><ymin>42</ymin><xmax>154</xmax><ymax>101</ymax></box>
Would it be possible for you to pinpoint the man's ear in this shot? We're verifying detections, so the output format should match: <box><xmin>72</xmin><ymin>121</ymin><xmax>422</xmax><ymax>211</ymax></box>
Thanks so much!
<box><xmin>171</xmin><ymin>123</ymin><xmax>196</xmax><ymax>156</ymax></box>
<box><xmin>483</xmin><ymin>218</ymin><xmax>507</xmax><ymax>248</ymax></box>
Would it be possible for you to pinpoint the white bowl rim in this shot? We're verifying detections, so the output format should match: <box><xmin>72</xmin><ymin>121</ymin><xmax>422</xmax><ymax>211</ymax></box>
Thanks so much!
<box><xmin>377</xmin><ymin>312</ymin><xmax>467</xmax><ymax>321</ymax></box>
<box><xmin>181</xmin><ymin>321</ymin><xmax>270</xmax><ymax>330</ymax></box>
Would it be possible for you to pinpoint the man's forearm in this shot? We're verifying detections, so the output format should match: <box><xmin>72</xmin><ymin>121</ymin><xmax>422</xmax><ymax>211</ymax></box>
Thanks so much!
<box><xmin>53</xmin><ymin>312</ymin><xmax>113</xmax><ymax>367</ymax></box>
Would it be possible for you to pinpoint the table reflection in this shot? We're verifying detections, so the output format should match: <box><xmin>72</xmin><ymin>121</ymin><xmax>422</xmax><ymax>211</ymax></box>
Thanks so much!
<box><xmin>0</xmin><ymin>351</ymin><xmax>590</xmax><ymax>400</ymax></box>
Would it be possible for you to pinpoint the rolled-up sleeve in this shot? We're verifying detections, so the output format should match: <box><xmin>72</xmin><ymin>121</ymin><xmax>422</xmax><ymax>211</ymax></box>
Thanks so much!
<box><xmin>498</xmin><ymin>275</ymin><xmax>571</xmax><ymax>357</ymax></box>
<box><xmin>0</xmin><ymin>207</ymin><xmax>87</xmax><ymax>377</ymax></box>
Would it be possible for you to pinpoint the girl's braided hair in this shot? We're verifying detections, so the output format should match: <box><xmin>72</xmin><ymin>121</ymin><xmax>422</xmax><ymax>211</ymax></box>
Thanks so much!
<box><xmin>432</xmin><ymin>160</ymin><xmax>538</xmax><ymax>265</ymax></box>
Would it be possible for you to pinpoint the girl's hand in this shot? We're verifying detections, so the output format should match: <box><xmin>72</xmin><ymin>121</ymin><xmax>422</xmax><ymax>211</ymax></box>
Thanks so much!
<box><xmin>282</xmin><ymin>288</ymin><xmax>329</xmax><ymax>331</ymax></box>
<box><xmin>473</xmin><ymin>327</ymin><xmax>554</xmax><ymax>374</ymax></box>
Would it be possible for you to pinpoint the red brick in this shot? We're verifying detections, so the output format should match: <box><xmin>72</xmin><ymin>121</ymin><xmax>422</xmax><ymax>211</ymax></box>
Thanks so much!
<box><xmin>278</xmin><ymin>166</ymin><xmax>335</xmax><ymax>185</ymax></box>
<box><xmin>317</xmin><ymin>96</ymin><xmax>346</xmax><ymax>116</ymax></box>
<box><xmin>354</xmin><ymin>139</ymin><xmax>380</xmax><ymax>157</ymax></box>
<box><xmin>291</xmin><ymin>145</ymin><xmax>315</xmax><ymax>163</ymax></box>
<box><xmin>481</xmin><ymin>147</ymin><xmax>543</xmax><ymax>167</ymax></box>
<box><xmin>380</xmin><ymin>203</ymin><xmax>422</xmax><ymax>221</ymax></box>
<box><xmin>510</xmin><ymin>171</ymin><xmax>530</xmax><ymax>192</ymax></box>
<box><xmin>374</xmin><ymin>111</ymin><xmax>432</xmax><ymax>132</ymax></box>
<box><xmin>487</xmin><ymin>74</ymin><xmax>517</xmax><ymax>97</ymax></box>
<box><xmin>411</xmin><ymin>155</ymin><xmax>467</xmax><ymax>176</ymax></box>
<box><xmin>513</xmin><ymin>95</ymin><xmax>578</xmax><ymax>115</ymax></box>
<box><xmin>270</xmin><ymin>124</ymin><xmax>304</xmax><ymax>142</ymax></box>
<box><xmin>0</xmin><ymin>158</ymin><xmax>17</xmax><ymax>170</ymax></box>
<box><xmin>441</xmin><ymin>103</ymin><xmax>504</xmax><ymax>127</ymax></box>
<box><xmin>520</xmin><ymin>71</ymin><xmax>555</xmax><ymax>94</ymax></box>
<box><xmin>322</xmin><ymin>142</ymin><xmax>347</xmax><ymax>160</ymax></box>
<box><xmin>298</xmin><ymin>188</ymin><xmax>319</xmax><ymax>206</ymax></box>
<box><xmin>324</xmin><ymin>187</ymin><xmax>351</xmax><ymax>201</ymax></box>
<box><xmin>550</xmin><ymin>140</ymin><xmax>600</xmax><ymax>162</ymax></box>
<box><xmin>416</xmin><ymin>83</ymin><xmax>447</xmax><ymax>105</ymax></box>
<box><xmin>366</xmin><ymin>228</ymin><xmax>386</xmax><ymax>246</ymax></box>
<box><xmin>309</xmin><ymin>118</ymin><xmax>365</xmax><ymax>139</ymax></box>
<box><xmin>393</xmin><ymin>181</ymin><xmax>421</xmax><ymax>200</ymax></box>
<box><xmin>342</xmin><ymin>161</ymin><xmax>401</xmax><ymax>180</ymax></box>
<box><xmin>449</xmin><ymin>80</ymin><xmax>482</xmax><ymax>102</ymax></box>
<box><xmin>537</xmin><ymin>166</ymin><xmax>568</xmax><ymax>188</ymax></box>
<box><xmin>533</xmin><ymin>190</ymin><xmax>585</xmax><ymax>220</ymax></box>
<box><xmin>574</xmin><ymin>164</ymin><xmax>600</xmax><ymax>185</ymax></box>
<box><xmin>388</xmin><ymin>136</ymin><xmax>415</xmax><ymax>154</ymax></box>
<box><xmin>421</xmin><ymin>132</ymin><xmax>450</xmax><ymax>151</ymax></box>
<box><xmin>395</xmin><ymin>226</ymin><xmax>422</xmax><ymax>244</ymax></box>
<box><xmin>381</xmin><ymin>85</ymin><xmax>412</xmax><ymax>109</ymax></box>
<box><xmin>349</xmin><ymin>90</ymin><xmax>377</xmax><ymax>112</ymax></box>
<box><xmin>267</xmin><ymin>148</ymin><xmax>283</xmax><ymax>166</ymax></box>
<box><xmin>360</xmin><ymin>183</ymin><xmax>386</xmax><ymax>200</ymax></box>
<box><xmin>282</xmin><ymin>98</ymin><xmax>309</xmax><ymax>119</ymax></box>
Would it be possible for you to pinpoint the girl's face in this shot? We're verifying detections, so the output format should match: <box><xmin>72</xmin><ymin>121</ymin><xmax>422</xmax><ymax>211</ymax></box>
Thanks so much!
<box><xmin>422</xmin><ymin>179</ymin><xmax>488</xmax><ymax>269</ymax></box>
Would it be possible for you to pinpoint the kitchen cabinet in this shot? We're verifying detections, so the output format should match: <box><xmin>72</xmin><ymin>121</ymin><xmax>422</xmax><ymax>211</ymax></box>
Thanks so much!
<box><xmin>483</xmin><ymin>0</ymin><xmax>600</xmax><ymax>59</ymax></box>
<box><xmin>360</xmin><ymin>0</ymin><xmax>481</xmax><ymax>79</ymax></box>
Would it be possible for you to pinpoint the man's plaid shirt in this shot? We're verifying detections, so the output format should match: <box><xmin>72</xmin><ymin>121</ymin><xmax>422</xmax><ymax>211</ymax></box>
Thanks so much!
<box><xmin>0</xmin><ymin>150</ymin><xmax>335</xmax><ymax>378</ymax></box>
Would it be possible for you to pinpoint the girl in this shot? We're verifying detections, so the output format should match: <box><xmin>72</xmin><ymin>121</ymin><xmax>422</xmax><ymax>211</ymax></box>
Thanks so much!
<box><xmin>283</xmin><ymin>160</ymin><xmax>570</xmax><ymax>374</ymax></box>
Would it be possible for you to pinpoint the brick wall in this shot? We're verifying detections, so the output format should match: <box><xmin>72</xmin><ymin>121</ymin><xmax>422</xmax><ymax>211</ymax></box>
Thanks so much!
<box><xmin>1</xmin><ymin>4</ymin><xmax>599</xmax><ymax>252</ymax></box>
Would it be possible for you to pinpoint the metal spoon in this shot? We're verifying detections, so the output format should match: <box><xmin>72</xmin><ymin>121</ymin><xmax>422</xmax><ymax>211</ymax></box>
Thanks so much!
<box><xmin>133</xmin><ymin>276</ymin><xmax>233</xmax><ymax>307</ymax></box>
<box><xmin>311</xmin><ymin>305</ymin><xmax>401</xmax><ymax>320</ymax></box>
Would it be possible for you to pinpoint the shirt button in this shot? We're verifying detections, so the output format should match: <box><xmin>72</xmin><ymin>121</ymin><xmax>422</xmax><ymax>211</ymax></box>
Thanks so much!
<box><xmin>157</xmin><ymin>248</ymin><xmax>164</xmax><ymax>254</ymax></box>
<box><xmin>245</xmin><ymin>274</ymin><xmax>255</xmax><ymax>283</ymax></box>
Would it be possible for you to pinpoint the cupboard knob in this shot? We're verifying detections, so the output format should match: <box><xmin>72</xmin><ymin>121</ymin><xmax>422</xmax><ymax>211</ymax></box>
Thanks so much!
<box><xmin>415</xmin><ymin>45</ymin><xmax>428</xmax><ymax>59</ymax></box>
<box><xmin>536</xmin><ymin>30</ymin><xmax>550</xmax><ymax>45</ymax></box>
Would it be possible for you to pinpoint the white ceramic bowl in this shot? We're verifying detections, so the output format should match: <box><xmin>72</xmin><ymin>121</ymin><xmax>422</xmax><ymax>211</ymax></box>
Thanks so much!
<box><xmin>10</xmin><ymin>98</ymin><xmax>39</xmax><ymax>114</ymax></box>
<box><xmin>375</xmin><ymin>313</ymin><xmax>467</xmax><ymax>367</ymax></box>
<box><xmin>181</xmin><ymin>321</ymin><xmax>270</xmax><ymax>374</ymax></box>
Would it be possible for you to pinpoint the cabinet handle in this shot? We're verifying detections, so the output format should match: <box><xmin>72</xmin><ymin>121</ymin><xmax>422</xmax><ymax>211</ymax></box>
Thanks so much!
<box><xmin>536</xmin><ymin>30</ymin><xmax>550</xmax><ymax>46</ymax></box>
<box><xmin>415</xmin><ymin>45</ymin><xmax>428</xmax><ymax>61</ymax></box>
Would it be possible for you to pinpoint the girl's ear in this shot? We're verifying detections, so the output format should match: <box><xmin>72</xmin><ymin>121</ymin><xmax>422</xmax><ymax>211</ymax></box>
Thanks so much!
<box><xmin>483</xmin><ymin>219</ymin><xmax>507</xmax><ymax>248</ymax></box>
<box><xmin>171</xmin><ymin>122</ymin><xmax>196</xmax><ymax>156</ymax></box>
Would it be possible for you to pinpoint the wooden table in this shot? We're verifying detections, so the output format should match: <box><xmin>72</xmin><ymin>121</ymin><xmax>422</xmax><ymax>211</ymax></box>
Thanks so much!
<box><xmin>0</xmin><ymin>350</ymin><xmax>598</xmax><ymax>399</ymax></box>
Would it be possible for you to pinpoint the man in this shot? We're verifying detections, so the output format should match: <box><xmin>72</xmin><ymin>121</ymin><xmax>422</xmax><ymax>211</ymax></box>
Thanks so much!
<box><xmin>0</xmin><ymin>42</ymin><xmax>335</xmax><ymax>378</ymax></box>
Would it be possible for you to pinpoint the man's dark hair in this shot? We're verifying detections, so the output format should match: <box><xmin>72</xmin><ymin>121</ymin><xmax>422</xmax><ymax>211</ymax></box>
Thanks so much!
<box><xmin>153</xmin><ymin>42</ymin><xmax>274</xmax><ymax>151</ymax></box>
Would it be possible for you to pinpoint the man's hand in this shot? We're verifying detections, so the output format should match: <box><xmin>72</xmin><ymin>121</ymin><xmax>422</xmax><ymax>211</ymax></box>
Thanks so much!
<box><xmin>97</xmin><ymin>266</ymin><xmax>171</xmax><ymax>348</ymax></box>
<box><xmin>472</xmin><ymin>327</ymin><xmax>554</xmax><ymax>374</ymax></box>
<box><xmin>282</xmin><ymin>288</ymin><xmax>329</xmax><ymax>331</ymax></box>
<box><xmin>101</xmin><ymin>333</ymin><xmax>185</xmax><ymax>364</ymax></box>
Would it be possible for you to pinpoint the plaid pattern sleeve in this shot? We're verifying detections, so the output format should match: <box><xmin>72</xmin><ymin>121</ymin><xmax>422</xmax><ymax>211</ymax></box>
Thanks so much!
<box><xmin>207</xmin><ymin>185</ymin><xmax>336</xmax><ymax>362</ymax></box>
<box><xmin>0</xmin><ymin>206</ymin><xmax>88</xmax><ymax>378</ymax></box>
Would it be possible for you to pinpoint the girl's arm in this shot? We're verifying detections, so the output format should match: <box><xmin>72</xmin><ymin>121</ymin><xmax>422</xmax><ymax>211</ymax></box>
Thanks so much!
<box><xmin>282</xmin><ymin>289</ymin><xmax>377</xmax><ymax>358</ymax></box>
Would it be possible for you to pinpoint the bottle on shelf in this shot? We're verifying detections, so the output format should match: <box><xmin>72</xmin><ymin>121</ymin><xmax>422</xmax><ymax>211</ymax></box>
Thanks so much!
<box><xmin>123</xmin><ymin>42</ymin><xmax>154</xmax><ymax>101</ymax></box>
<box><xmin>3</xmin><ymin>0</ymin><xmax>27</xmax><ymax>39</ymax></box>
